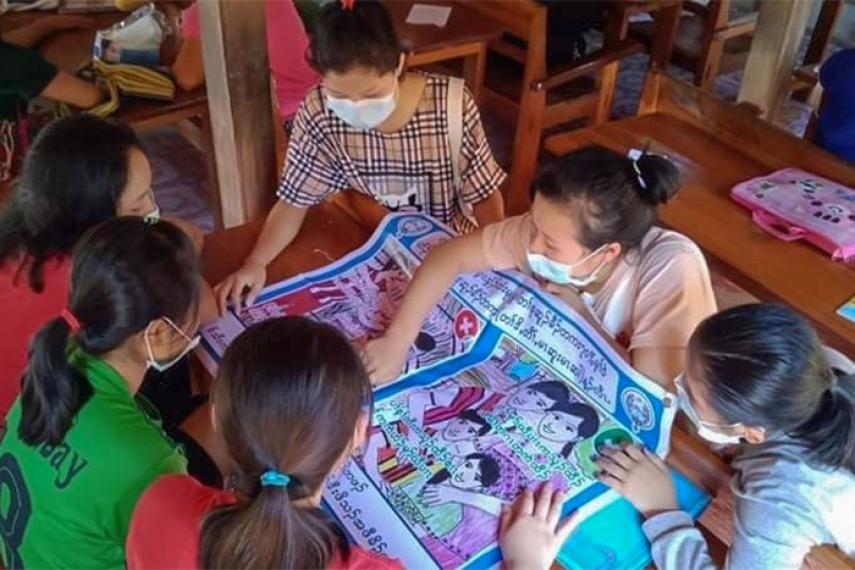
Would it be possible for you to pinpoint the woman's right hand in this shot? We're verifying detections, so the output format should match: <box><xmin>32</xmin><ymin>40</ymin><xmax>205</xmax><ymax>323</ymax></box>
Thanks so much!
<box><xmin>362</xmin><ymin>334</ymin><xmax>412</xmax><ymax>386</ymax></box>
<box><xmin>214</xmin><ymin>259</ymin><xmax>267</xmax><ymax>316</ymax></box>
<box><xmin>499</xmin><ymin>483</ymin><xmax>578</xmax><ymax>570</ymax></box>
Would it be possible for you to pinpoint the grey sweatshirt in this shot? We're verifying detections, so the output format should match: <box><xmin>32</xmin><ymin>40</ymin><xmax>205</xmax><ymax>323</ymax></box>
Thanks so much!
<box><xmin>642</xmin><ymin>436</ymin><xmax>855</xmax><ymax>569</ymax></box>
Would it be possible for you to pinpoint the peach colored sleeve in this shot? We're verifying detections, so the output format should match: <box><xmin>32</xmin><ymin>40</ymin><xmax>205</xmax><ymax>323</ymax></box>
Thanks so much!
<box><xmin>629</xmin><ymin>243</ymin><xmax>717</xmax><ymax>351</ymax></box>
<box><xmin>480</xmin><ymin>214</ymin><xmax>533</xmax><ymax>272</ymax></box>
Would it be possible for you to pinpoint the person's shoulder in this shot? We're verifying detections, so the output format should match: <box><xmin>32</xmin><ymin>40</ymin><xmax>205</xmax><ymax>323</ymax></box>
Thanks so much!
<box><xmin>330</xmin><ymin>546</ymin><xmax>403</xmax><ymax>570</ymax></box>
<box><xmin>637</xmin><ymin>228</ymin><xmax>708</xmax><ymax>273</ymax></box>
<box><xmin>139</xmin><ymin>473</ymin><xmax>235</xmax><ymax>514</ymax></box>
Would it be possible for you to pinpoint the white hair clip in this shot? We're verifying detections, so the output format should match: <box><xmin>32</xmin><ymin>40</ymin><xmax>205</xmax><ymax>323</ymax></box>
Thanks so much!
<box><xmin>626</xmin><ymin>148</ymin><xmax>647</xmax><ymax>190</ymax></box>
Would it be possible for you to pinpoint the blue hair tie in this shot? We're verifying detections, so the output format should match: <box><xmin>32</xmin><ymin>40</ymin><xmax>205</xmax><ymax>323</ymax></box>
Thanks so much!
<box><xmin>260</xmin><ymin>470</ymin><xmax>291</xmax><ymax>488</ymax></box>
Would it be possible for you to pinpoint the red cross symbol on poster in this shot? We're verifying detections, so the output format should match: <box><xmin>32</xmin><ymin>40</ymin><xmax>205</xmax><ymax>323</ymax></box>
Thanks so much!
<box><xmin>453</xmin><ymin>309</ymin><xmax>480</xmax><ymax>341</ymax></box>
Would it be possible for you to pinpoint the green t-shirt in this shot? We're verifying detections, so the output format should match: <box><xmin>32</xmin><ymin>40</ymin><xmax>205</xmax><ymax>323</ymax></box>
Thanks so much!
<box><xmin>0</xmin><ymin>347</ymin><xmax>187</xmax><ymax>569</ymax></box>
<box><xmin>0</xmin><ymin>39</ymin><xmax>58</xmax><ymax>121</ymax></box>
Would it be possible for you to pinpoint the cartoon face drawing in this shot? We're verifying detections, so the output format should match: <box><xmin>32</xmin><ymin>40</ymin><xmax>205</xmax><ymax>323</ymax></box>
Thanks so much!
<box><xmin>441</xmin><ymin>417</ymin><xmax>485</xmax><ymax>442</ymax></box>
<box><xmin>506</xmin><ymin>381</ymin><xmax>569</xmax><ymax>412</ymax></box>
<box><xmin>538</xmin><ymin>410</ymin><xmax>584</xmax><ymax>443</ymax></box>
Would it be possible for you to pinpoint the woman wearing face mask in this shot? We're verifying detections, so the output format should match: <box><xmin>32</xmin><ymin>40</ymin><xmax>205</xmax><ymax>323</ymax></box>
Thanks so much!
<box><xmin>595</xmin><ymin>303</ymin><xmax>855</xmax><ymax>569</ymax></box>
<box><xmin>0</xmin><ymin>115</ymin><xmax>211</xmax><ymax>421</ymax></box>
<box><xmin>127</xmin><ymin>317</ymin><xmax>572</xmax><ymax>570</ymax></box>
<box><xmin>215</xmin><ymin>0</ymin><xmax>507</xmax><ymax>315</ymax></box>
<box><xmin>364</xmin><ymin>145</ymin><xmax>716</xmax><ymax>386</ymax></box>
<box><xmin>0</xmin><ymin>218</ymin><xmax>200</xmax><ymax>568</ymax></box>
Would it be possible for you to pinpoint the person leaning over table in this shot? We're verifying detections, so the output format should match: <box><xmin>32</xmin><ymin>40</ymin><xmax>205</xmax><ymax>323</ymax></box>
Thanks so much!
<box><xmin>214</xmin><ymin>0</ymin><xmax>507</xmax><ymax>315</ymax></box>
<box><xmin>595</xmin><ymin>303</ymin><xmax>855</xmax><ymax>569</ymax></box>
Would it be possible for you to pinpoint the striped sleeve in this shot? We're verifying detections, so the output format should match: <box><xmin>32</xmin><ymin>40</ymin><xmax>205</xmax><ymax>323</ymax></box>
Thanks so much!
<box><xmin>277</xmin><ymin>89</ymin><xmax>349</xmax><ymax>206</ymax></box>
<box><xmin>458</xmin><ymin>85</ymin><xmax>506</xmax><ymax>204</ymax></box>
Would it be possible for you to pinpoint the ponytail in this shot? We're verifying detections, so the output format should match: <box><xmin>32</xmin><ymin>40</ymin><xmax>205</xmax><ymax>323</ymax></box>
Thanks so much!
<box><xmin>19</xmin><ymin>317</ymin><xmax>93</xmax><ymax>445</ymax></box>
<box><xmin>792</xmin><ymin>372</ymin><xmax>855</xmax><ymax>473</ymax></box>
<box><xmin>17</xmin><ymin>217</ymin><xmax>200</xmax><ymax>447</ymax></box>
<box><xmin>532</xmin><ymin>145</ymin><xmax>681</xmax><ymax>252</ymax></box>
<box><xmin>200</xmin><ymin>479</ymin><xmax>340</xmax><ymax>568</ymax></box>
<box><xmin>199</xmin><ymin>317</ymin><xmax>372</xmax><ymax>568</ymax></box>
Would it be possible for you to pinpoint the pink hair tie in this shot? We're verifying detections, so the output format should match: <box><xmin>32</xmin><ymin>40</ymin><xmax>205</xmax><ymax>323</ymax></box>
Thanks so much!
<box><xmin>340</xmin><ymin>0</ymin><xmax>356</xmax><ymax>9</ymax></box>
<box><xmin>60</xmin><ymin>309</ymin><xmax>82</xmax><ymax>333</ymax></box>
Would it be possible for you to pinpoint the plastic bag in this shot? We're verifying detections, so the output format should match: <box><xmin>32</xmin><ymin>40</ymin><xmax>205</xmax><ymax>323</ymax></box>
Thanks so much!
<box><xmin>93</xmin><ymin>3</ymin><xmax>172</xmax><ymax>67</ymax></box>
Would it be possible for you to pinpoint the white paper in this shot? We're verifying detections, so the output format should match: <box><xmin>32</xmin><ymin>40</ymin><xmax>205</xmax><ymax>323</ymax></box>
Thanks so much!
<box><xmin>406</xmin><ymin>4</ymin><xmax>451</xmax><ymax>28</ymax></box>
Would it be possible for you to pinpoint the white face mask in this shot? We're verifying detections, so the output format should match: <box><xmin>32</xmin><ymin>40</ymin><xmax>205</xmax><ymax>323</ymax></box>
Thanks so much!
<box><xmin>674</xmin><ymin>374</ymin><xmax>743</xmax><ymax>445</ymax></box>
<box><xmin>143</xmin><ymin>188</ymin><xmax>160</xmax><ymax>223</ymax></box>
<box><xmin>526</xmin><ymin>245</ymin><xmax>608</xmax><ymax>287</ymax></box>
<box><xmin>325</xmin><ymin>86</ymin><xmax>397</xmax><ymax>130</ymax></box>
<box><xmin>144</xmin><ymin>316</ymin><xmax>200</xmax><ymax>373</ymax></box>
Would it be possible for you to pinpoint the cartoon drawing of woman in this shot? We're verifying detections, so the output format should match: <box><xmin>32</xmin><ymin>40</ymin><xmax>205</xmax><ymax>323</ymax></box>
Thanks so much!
<box><xmin>537</xmin><ymin>402</ymin><xmax>601</xmax><ymax>458</ymax></box>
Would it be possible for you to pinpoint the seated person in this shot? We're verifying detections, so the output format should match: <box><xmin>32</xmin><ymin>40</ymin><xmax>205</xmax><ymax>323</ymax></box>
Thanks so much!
<box><xmin>172</xmin><ymin>0</ymin><xmax>319</xmax><ymax>125</ymax></box>
<box><xmin>364</xmin><ymin>146</ymin><xmax>717</xmax><ymax>388</ymax></box>
<box><xmin>0</xmin><ymin>115</ymin><xmax>211</xmax><ymax>420</ymax></box>
<box><xmin>597</xmin><ymin>303</ymin><xmax>855</xmax><ymax>568</ymax></box>
<box><xmin>215</xmin><ymin>0</ymin><xmax>506</xmax><ymax>314</ymax></box>
<box><xmin>0</xmin><ymin>218</ymin><xmax>197</xmax><ymax>568</ymax></box>
<box><xmin>127</xmin><ymin>316</ymin><xmax>572</xmax><ymax>570</ymax></box>
<box><xmin>0</xmin><ymin>15</ymin><xmax>104</xmax><ymax>179</ymax></box>
<box><xmin>815</xmin><ymin>48</ymin><xmax>855</xmax><ymax>164</ymax></box>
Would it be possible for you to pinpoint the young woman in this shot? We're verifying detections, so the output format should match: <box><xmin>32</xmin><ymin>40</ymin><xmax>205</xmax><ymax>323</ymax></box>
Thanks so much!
<box><xmin>596</xmin><ymin>303</ymin><xmax>855</xmax><ymax>568</ymax></box>
<box><xmin>0</xmin><ymin>218</ymin><xmax>201</xmax><ymax>568</ymax></box>
<box><xmin>0</xmin><ymin>115</ymin><xmax>208</xmax><ymax>418</ymax></box>
<box><xmin>365</xmin><ymin>145</ymin><xmax>717</xmax><ymax>387</ymax></box>
<box><xmin>127</xmin><ymin>317</ymin><xmax>574</xmax><ymax>570</ymax></box>
<box><xmin>215</xmin><ymin>0</ymin><xmax>506</xmax><ymax>314</ymax></box>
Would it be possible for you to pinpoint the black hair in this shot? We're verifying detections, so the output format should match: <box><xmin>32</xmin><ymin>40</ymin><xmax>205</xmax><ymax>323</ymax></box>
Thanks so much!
<box><xmin>201</xmin><ymin>317</ymin><xmax>373</xmax><ymax>569</ymax></box>
<box><xmin>532</xmin><ymin>145</ymin><xmax>680</xmax><ymax>251</ymax></box>
<box><xmin>528</xmin><ymin>381</ymin><xmax>571</xmax><ymax>405</ymax></box>
<box><xmin>0</xmin><ymin>115</ymin><xmax>140</xmax><ymax>292</ymax></box>
<box><xmin>309</xmin><ymin>0</ymin><xmax>401</xmax><ymax>75</ymax></box>
<box><xmin>546</xmin><ymin>401</ymin><xmax>601</xmax><ymax>458</ymax></box>
<box><xmin>19</xmin><ymin>218</ymin><xmax>200</xmax><ymax>446</ymax></box>
<box><xmin>691</xmin><ymin>303</ymin><xmax>855</xmax><ymax>473</ymax></box>
<box><xmin>456</xmin><ymin>409</ymin><xmax>492</xmax><ymax>437</ymax></box>
<box><xmin>427</xmin><ymin>452</ymin><xmax>501</xmax><ymax>489</ymax></box>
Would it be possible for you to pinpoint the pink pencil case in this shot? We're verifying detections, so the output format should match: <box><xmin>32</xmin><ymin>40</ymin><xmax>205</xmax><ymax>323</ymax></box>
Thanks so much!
<box><xmin>730</xmin><ymin>167</ymin><xmax>855</xmax><ymax>262</ymax></box>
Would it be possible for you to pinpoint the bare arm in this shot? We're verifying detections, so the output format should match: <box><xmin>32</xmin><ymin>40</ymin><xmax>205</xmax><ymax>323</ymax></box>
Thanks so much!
<box><xmin>40</xmin><ymin>70</ymin><xmax>104</xmax><ymax>109</ymax></box>
<box><xmin>363</xmin><ymin>230</ymin><xmax>493</xmax><ymax>384</ymax></box>
<box><xmin>171</xmin><ymin>37</ymin><xmax>205</xmax><ymax>92</ymax></box>
<box><xmin>213</xmin><ymin>201</ymin><xmax>308</xmax><ymax>314</ymax></box>
<box><xmin>631</xmin><ymin>347</ymin><xmax>685</xmax><ymax>390</ymax></box>
<box><xmin>472</xmin><ymin>189</ymin><xmax>505</xmax><ymax>227</ymax></box>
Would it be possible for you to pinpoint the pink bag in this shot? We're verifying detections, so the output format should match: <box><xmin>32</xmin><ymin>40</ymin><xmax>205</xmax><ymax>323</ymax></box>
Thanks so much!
<box><xmin>730</xmin><ymin>167</ymin><xmax>855</xmax><ymax>262</ymax></box>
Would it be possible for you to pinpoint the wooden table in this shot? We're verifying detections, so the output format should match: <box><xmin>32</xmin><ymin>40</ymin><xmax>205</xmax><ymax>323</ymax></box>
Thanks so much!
<box><xmin>545</xmin><ymin>71</ymin><xmax>855</xmax><ymax>358</ymax></box>
<box><xmin>386</xmin><ymin>0</ymin><xmax>504</xmax><ymax>102</ymax></box>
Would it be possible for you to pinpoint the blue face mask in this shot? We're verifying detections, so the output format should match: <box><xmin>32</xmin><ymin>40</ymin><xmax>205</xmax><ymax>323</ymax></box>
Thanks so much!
<box><xmin>526</xmin><ymin>245</ymin><xmax>608</xmax><ymax>287</ymax></box>
<box><xmin>325</xmin><ymin>86</ymin><xmax>397</xmax><ymax>130</ymax></box>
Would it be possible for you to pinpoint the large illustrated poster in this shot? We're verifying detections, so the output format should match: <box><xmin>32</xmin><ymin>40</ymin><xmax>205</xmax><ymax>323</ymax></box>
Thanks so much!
<box><xmin>198</xmin><ymin>214</ymin><xmax>678</xmax><ymax>570</ymax></box>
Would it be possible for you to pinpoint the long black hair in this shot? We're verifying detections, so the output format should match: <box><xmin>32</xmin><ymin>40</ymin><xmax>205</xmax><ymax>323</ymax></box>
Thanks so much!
<box><xmin>200</xmin><ymin>317</ymin><xmax>373</xmax><ymax>569</ymax></box>
<box><xmin>545</xmin><ymin>401</ymin><xmax>600</xmax><ymax>458</ymax></box>
<box><xmin>19</xmin><ymin>217</ymin><xmax>200</xmax><ymax>446</ymax></box>
<box><xmin>691</xmin><ymin>303</ymin><xmax>855</xmax><ymax>472</ymax></box>
<box><xmin>533</xmin><ymin>145</ymin><xmax>680</xmax><ymax>252</ymax></box>
<box><xmin>0</xmin><ymin>115</ymin><xmax>140</xmax><ymax>292</ymax></box>
<box><xmin>308</xmin><ymin>0</ymin><xmax>401</xmax><ymax>75</ymax></box>
<box><xmin>427</xmin><ymin>453</ymin><xmax>501</xmax><ymax>488</ymax></box>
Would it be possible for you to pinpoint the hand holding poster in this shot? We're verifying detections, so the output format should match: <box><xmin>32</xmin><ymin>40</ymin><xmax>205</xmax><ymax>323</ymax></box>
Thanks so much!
<box><xmin>198</xmin><ymin>214</ymin><xmax>695</xmax><ymax>569</ymax></box>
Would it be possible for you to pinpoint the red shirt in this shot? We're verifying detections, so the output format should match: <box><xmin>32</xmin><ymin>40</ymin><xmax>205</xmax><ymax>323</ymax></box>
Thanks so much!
<box><xmin>0</xmin><ymin>257</ymin><xmax>70</xmax><ymax>418</ymax></box>
<box><xmin>127</xmin><ymin>474</ymin><xmax>403</xmax><ymax>570</ymax></box>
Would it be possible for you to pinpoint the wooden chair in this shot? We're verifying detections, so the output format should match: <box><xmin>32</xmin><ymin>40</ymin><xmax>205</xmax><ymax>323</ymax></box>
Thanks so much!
<box><xmin>792</xmin><ymin>0</ymin><xmax>844</xmax><ymax>102</ymax></box>
<box><xmin>631</xmin><ymin>0</ymin><xmax>758</xmax><ymax>90</ymax></box>
<box><xmin>462</xmin><ymin>1</ymin><xmax>658</xmax><ymax>215</ymax></box>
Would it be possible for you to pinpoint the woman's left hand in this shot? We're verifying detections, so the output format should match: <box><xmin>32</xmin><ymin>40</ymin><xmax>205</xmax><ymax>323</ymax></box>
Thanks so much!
<box><xmin>595</xmin><ymin>445</ymin><xmax>679</xmax><ymax>518</ymax></box>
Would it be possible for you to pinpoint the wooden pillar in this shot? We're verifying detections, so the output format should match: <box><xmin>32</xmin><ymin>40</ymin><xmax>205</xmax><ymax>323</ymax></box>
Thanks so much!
<box><xmin>199</xmin><ymin>0</ymin><xmax>276</xmax><ymax>227</ymax></box>
<box><xmin>737</xmin><ymin>0</ymin><xmax>810</xmax><ymax>121</ymax></box>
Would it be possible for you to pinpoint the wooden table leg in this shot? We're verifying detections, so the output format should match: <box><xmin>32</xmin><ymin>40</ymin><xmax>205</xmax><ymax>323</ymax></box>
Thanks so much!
<box><xmin>737</xmin><ymin>0</ymin><xmax>811</xmax><ymax>121</ymax></box>
<box><xmin>650</xmin><ymin>1</ymin><xmax>681</xmax><ymax>70</ymax></box>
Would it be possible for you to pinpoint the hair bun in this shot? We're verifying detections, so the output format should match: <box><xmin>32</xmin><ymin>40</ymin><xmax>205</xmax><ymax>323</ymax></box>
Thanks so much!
<box><xmin>631</xmin><ymin>153</ymin><xmax>680</xmax><ymax>206</ymax></box>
